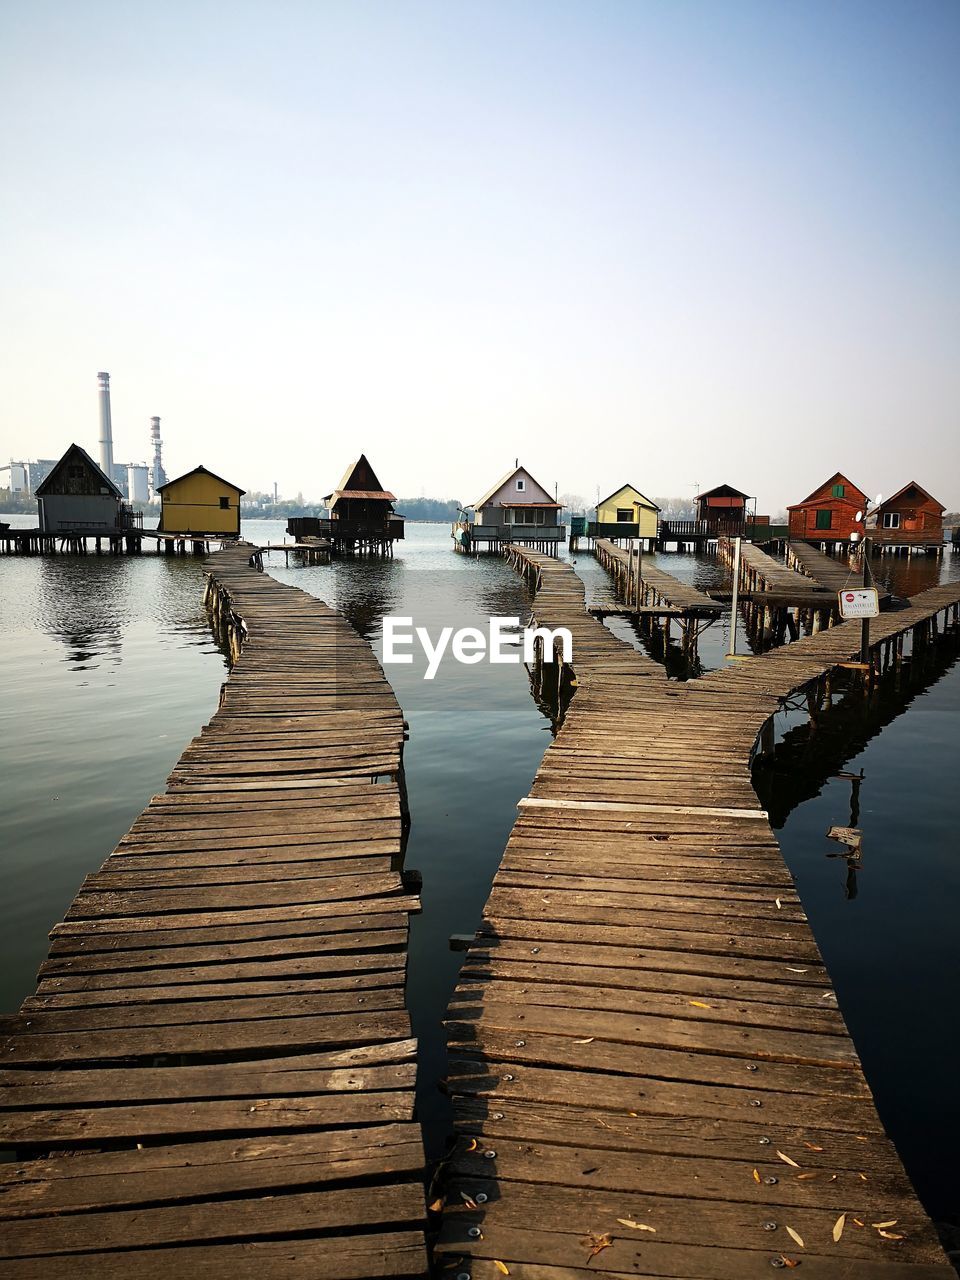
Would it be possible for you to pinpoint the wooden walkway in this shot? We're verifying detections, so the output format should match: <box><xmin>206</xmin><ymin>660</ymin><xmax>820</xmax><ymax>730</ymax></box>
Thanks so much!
<box><xmin>787</xmin><ymin>540</ymin><xmax>890</xmax><ymax>604</ymax></box>
<box><xmin>721</xmin><ymin>538</ymin><xmax>836</xmax><ymax>606</ymax></box>
<box><xmin>0</xmin><ymin>545</ymin><xmax>427</xmax><ymax>1278</ymax></box>
<box><xmin>595</xmin><ymin>539</ymin><xmax>722</xmax><ymax>615</ymax></box>
<box><xmin>437</xmin><ymin>548</ymin><xmax>958</xmax><ymax>1278</ymax></box>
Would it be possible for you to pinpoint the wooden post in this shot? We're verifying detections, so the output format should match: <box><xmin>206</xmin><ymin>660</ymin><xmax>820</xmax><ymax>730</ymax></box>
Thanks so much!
<box><xmin>727</xmin><ymin>536</ymin><xmax>742</xmax><ymax>657</ymax></box>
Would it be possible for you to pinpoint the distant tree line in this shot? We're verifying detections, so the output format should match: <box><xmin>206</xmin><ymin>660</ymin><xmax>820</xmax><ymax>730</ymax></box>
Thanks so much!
<box><xmin>393</xmin><ymin>498</ymin><xmax>469</xmax><ymax>522</ymax></box>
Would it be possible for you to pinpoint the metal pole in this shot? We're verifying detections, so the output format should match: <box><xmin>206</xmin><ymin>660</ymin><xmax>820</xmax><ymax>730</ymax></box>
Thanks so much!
<box><xmin>860</xmin><ymin>535</ymin><xmax>873</xmax><ymax>665</ymax></box>
<box><xmin>728</xmin><ymin>536</ymin><xmax>742</xmax><ymax>657</ymax></box>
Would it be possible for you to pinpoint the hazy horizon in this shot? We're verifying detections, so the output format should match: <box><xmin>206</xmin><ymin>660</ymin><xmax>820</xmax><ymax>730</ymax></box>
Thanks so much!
<box><xmin>1</xmin><ymin>1</ymin><xmax>957</xmax><ymax>512</ymax></box>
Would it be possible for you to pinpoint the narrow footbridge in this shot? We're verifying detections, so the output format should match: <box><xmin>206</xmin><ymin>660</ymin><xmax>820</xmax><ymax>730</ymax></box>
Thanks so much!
<box><xmin>437</xmin><ymin>548</ymin><xmax>959</xmax><ymax>1278</ymax></box>
<box><xmin>0</xmin><ymin>545</ymin><xmax>427</xmax><ymax>1279</ymax></box>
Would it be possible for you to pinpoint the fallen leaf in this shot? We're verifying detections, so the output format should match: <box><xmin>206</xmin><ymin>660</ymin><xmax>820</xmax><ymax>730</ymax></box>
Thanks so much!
<box><xmin>776</xmin><ymin>897</ymin><xmax>783</xmax><ymax>909</ymax></box>
<box><xmin>459</xmin><ymin>1191</ymin><xmax>477</xmax><ymax>1208</ymax></box>
<box><xmin>872</xmin><ymin>1220</ymin><xmax>898</xmax><ymax>1229</ymax></box>
<box><xmin>879</xmin><ymin>1230</ymin><xmax>905</xmax><ymax>1240</ymax></box>
<box><xmin>777</xmin><ymin>1150</ymin><xmax>801</xmax><ymax>1168</ymax></box>
<box><xmin>583</xmin><ymin>1232</ymin><xmax>613</xmax><ymax>1260</ymax></box>
<box><xmin>855</xmin><ymin>1135</ymin><xmax>868</xmax><ymax>1142</ymax></box>
<box><xmin>429</xmin><ymin>1196</ymin><xmax>443</xmax><ymax>1213</ymax></box>
<box><xmin>753</xmin><ymin>1168</ymin><xmax>761</xmax><ymax>1183</ymax></box>
<box><xmin>828</xmin><ymin>1174</ymin><xmax>838</xmax><ymax>1182</ymax></box>
<box><xmin>833</xmin><ymin>1213</ymin><xmax>846</xmax><ymax>1242</ymax></box>
<box><xmin>785</xmin><ymin>1226</ymin><xmax>805</xmax><ymax>1249</ymax></box>
<box><xmin>779</xmin><ymin>1256</ymin><xmax>799</xmax><ymax>1269</ymax></box>
<box><xmin>853</xmin><ymin>1219</ymin><xmax>864</xmax><ymax>1227</ymax></box>
<box><xmin>786</xmin><ymin>967</ymin><xmax>808</xmax><ymax>973</ymax></box>
<box><xmin>466</xmin><ymin>1138</ymin><xmax>477</xmax><ymax>1152</ymax></box>
<box><xmin>858</xmin><ymin>1172</ymin><xmax>868</xmax><ymax>1182</ymax></box>
<box><xmin>627</xmin><ymin>1110</ymin><xmax>638</xmax><ymax>1117</ymax></box>
<box><xmin>796</xmin><ymin>1172</ymin><xmax>818</xmax><ymax>1180</ymax></box>
<box><xmin>494</xmin><ymin>1263</ymin><xmax>510</xmax><ymax>1276</ymax></box>
<box><xmin>616</xmin><ymin>1219</ymin><xmax>656</xmax><ymax>1232</ymax></box>
<box><xmin>575</xmin><ymin>1037</ymin><xmax>595</xmax><ymax>1044</ymax></box>
<box><xmin>803</xmin><ymin>1142</ymin><xmax>824</xmax><ymax>1152</ymax></box>
<box><xmin>689</xmin><ymin>1000</ymin><xmax>711</xmax><ymax>1009</ymax></box>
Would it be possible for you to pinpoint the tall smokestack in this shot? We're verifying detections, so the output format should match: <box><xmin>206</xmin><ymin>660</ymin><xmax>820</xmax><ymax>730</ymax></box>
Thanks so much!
<box><xmin>97</xmin><ymin>372</ymin><xmax>114</xmax><ymax>478</ymax></box>
<box><xmin>150</xmin><ymin>416</ymin><xmax>166</xmax><ymax>493</ymax></box>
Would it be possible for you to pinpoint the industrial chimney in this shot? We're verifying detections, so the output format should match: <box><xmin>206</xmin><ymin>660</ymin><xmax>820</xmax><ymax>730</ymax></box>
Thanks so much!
<box><xmin>97</xmin><ymin>372</ymin><xmax>114</xmax><ymax>479</ymax></box>
<box><xmin>150</xmin><ymin>416</ymin><xmax>166</xmax><ymax>493</ymax></box>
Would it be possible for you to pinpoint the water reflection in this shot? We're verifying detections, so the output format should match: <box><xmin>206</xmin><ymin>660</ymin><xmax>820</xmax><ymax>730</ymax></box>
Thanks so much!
<box><xmin>755</xmin><ymin>626</ymin><xmax>960</xmax><ymax>832</ymax></box>
<box><xmin>34</xmin><ymin>557</ymin><xmax>128</xmax><ymax>669</ymax></box>
<box><xmin>0</xmin><ymin>547</ymin><xmax>227</xmax><ymax>1011</ymax></box>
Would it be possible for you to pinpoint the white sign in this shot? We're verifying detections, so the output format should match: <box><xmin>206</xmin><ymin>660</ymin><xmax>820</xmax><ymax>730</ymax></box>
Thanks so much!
<box><xmin>838</xmin><ymin>588</ymin><xmax>879</xmax><ymax>619</ymax></box>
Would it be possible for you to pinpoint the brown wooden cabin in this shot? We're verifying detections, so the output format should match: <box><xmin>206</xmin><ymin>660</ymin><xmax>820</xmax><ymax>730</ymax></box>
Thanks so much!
<box><xmin>323</xmin><ymin>454</ymin><xmax>404</xmax><ymax>554</ymax></box>
<box><xmin>695</xmin><ymin>484</ymin><xmax>751</xmax><ymax>537</ymax></box>
<box><xmin>787</xmin><ymin>472</ymin><xmax>868</xmax><ymax>544</ymax></box>
<box><xmin>871</xmin><ymin>482</ymin><xmax>944</xmax><ymax>550</ymax></box>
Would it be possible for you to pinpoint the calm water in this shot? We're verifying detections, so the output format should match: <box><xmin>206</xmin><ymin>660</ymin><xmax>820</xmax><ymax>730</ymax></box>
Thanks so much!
<box><xmin>1</xmin><ymin>518</ymin><xmax>958</xmax><ymax>1226</ymax></box>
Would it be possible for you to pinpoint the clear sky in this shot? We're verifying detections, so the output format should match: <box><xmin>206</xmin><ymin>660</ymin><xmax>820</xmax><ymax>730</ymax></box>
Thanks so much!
<box><xmin>1</xmin><ymin>0</ymin><xmax>957</xmax><ymax>511</ymax></box>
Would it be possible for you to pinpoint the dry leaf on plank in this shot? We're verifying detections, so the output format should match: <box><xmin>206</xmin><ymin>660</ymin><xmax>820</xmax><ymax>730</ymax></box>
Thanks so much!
<box><xmin>583</xmin><ymin>1232</ymin><xmax>613</xmax><ymax>1260</ymax></box>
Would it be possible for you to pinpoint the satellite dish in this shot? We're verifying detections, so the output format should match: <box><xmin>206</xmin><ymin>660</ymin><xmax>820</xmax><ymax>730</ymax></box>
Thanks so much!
<box><xmin>855</xmin><ymin>511</ymin><xmax>864</xmax><ymax>522</ymax></box>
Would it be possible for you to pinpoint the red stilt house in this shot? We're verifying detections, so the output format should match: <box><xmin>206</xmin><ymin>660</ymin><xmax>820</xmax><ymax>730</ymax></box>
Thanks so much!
<box><xmin>787</xmin><ymin>472</ymin><xmax>868</xmax><ymax>544</ymax></box>
<box><xmin>872</xmin><ymin>482</ymin><xmax>945</xmax><ymax>551</ymax></box>
<box><xmin>694</xmin><ymin>484</ymin><xmax>752</xmax><ymax>537</ymax></box>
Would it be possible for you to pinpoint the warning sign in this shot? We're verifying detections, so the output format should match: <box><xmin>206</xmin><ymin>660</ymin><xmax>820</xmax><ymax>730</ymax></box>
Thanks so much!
<box><xmin>838</xmin><ymin>588</ymin><xmax>879</xmax><ymax>619</ymax></box>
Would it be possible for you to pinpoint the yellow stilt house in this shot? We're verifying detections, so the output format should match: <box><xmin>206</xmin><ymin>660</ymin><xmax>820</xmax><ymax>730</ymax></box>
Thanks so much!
<box><xmin>157</xmin><ymin>465</ymin><xmax>245</xmax><ymax>537</ymax></box>
<box><xmin>595</xmin><ymin>484</ymin><xmax>661</xmax><ymax>543</ymax></box>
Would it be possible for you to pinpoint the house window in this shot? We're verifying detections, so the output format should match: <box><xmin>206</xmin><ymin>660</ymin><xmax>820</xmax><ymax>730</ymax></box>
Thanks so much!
<box><xmin>516</xmin><ymin>479</ymin><xmax>525</xmax><ymax>492</ymax></box>
<box><xmin>815</xmin><ymin>509</ymin><xmax>833</xmax><ymax>530</ymax></box>
<box><xmin>616</xmin><ymin>508</ymin><xmax>632</xmax><ymax>522</ymax></box>
<box><xmin>219</xmin><ymin>496</ymin><xmax>230</xmax><ymax>509</ymax></box>
<box><xmin>536</xmin><ymin>508</ymin><xmax>545</xmax><ymax>525</ymax></box>
<box><xmin>882</xmin><ymin>511</ymin><xmax>900</xmax><ymax>529</ymax></box>
<box><xmin>831</xmin><ymin>483</ymin><xmax>845</xmax><ymax>498</ymax></box>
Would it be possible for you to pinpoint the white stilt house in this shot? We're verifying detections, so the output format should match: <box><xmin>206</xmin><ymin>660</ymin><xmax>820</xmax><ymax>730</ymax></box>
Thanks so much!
<box><xmin>453</xmin><ymin>463</ymin><xmax>565</xmax><ymax>554</ymax></box>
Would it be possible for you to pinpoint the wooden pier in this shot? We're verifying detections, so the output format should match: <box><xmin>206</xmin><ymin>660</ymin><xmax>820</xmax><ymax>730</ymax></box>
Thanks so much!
<box><xmin>0</xmin><ymin>527</ymin><xmax>236</xmax><ymax>557</ymax></box>
<box><xmin>786</xmin><ymin>540</ymin><xmax>890</xmax><ymax>607</ymax></box>
<box><xmin>593</xmin><ymin>538</ymin><xmax>722</xmax><ymax>665</ymax></box>
<box><xmin>437</xmin><ymin>547</ymin><xmax>958</xmax><ymax>1278</ymax></box>
<box><xmin>717</xmin><ymin>537</ymin><xmax>846</xmax><ymax>649</ymax></box>
<box><xmin>0</xmin><ymin>545</ymin><xmax>427</xmax><ymax>1278</ymax></box>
